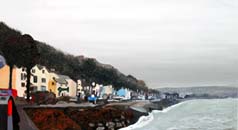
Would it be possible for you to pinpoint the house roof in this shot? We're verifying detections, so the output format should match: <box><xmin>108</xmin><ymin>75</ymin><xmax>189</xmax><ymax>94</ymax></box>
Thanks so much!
<box><xmin>55</xmin><ymin>78</ymin><xmax>67</xmax><ymax>84</ymax></box>
<box><xmin>35</xmin><ymin>64</ymin><xmax>51</xmax><ymax>73</ymax></box>
<box><xmin>55</xmin><ymin>75</ymin><xmax>70</xmax><ymax>84</ymax></box>
<box><xmin>58</xmin><ymin>74</ymin><xmax>70</xmax><ymax>79</ymax></box>
<box><xmin>36</xmin><ymin>64</ymin><xmax>44</xmax><ymax>70</ymax></box>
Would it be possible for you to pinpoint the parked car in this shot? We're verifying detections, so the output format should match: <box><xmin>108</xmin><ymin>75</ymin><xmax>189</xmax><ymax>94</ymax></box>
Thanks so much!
<box><xmin>88</xmin><ymin>94</ymin><xmax>97</xmax><ymax>104</ymax></box>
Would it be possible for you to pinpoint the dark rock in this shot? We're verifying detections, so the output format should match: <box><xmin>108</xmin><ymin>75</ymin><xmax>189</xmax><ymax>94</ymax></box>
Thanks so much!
<box><xmin>97</xmin><ymin>123</ymin><xmax>103</xmax><ymax>127</ymax></box>
<box><xmin>106</xmin><ymin>122</ymin><xmax>115</xmax><ymax>128</ymax></box>
<box><xmin>122</xmin><ymin>121</ymin><xmax>126</xmax><ymax>127</ymax></box>
<box><xmin>114</xmin><ymin>119</ymin><xmax>120</xmax><ymax>122</ymax></box>
<box><xmin>121</xmin><ymin>115</ymin><xmax>125</xmax><ymax>119</ymax></box>
<box><xmin>96</xmin><ymin>127</ymin><xmax>105</xmax><ymax>130</ymax></box>
<box><xmin>116</xmin><ymin>122</ymin><xmax>123</xmax><ymax>128</ymax></box>
<box><xmin>89</xmin><ymin>123</ymin><xmax>95</xmax><ymax>127</ymax></box>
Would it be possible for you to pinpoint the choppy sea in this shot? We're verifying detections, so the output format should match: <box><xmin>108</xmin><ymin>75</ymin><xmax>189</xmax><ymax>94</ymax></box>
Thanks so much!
<box><xmin>121</xmin><ymin>98</ymin><xmax>238</xmax><ymax>130</ymax></box>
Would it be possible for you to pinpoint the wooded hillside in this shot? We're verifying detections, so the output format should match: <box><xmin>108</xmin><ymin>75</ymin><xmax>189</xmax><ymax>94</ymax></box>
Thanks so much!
<box><xmin>0</xmin><ymin>22</ymin><xmax>148</xmax><ymax>91</ymax></box>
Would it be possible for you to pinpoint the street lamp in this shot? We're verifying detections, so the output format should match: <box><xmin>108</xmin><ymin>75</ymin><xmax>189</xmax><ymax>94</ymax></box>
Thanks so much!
<box><xmin>92</xmin><ymin>82</ymin><xmax>96</xmax><ymax>87</ymax></box>
<box><xmin>90</xmin><ymin>82</ymin><xmax>96</xmax><ymax>94</ymax></box>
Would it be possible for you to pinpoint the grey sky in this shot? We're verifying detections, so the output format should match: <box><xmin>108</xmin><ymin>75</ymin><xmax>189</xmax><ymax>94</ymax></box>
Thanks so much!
<box><xmin>1</xmin><ymin>0</ymin><xmax>238</xmax><ymax>88</ymax></box>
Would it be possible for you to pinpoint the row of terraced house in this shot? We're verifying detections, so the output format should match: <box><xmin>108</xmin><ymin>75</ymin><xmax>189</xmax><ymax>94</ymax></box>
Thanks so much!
<box><xmin>0</xmin><ymin>64</ymin><xmax>84</xmax><ymax>97</ymax></box>
<box><xmin>0</xmin><ymin>64</ymin><xmax>136</xmax><ymax>99</ymax></box>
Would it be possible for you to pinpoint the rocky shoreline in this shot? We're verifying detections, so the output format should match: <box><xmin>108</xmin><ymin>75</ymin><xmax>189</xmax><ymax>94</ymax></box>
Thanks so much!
<box><xmin>24</xmin><ymin>99</ymin><xmax>179</xmax><ymax>130</ymax></box>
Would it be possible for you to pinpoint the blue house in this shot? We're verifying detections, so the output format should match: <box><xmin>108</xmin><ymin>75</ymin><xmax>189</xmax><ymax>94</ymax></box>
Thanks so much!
<box><xmin>116</xmin><ymin>88</ymin><xmax>132</xmax><ymax>99</ymax></box>
<box><xmin>117</xmin><ymin>88</ymin><xmax>126</xmax><ymax>97</ymax></box>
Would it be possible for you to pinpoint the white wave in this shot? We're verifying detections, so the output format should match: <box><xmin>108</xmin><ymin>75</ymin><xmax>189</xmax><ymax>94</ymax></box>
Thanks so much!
<box><xmin>120</xmin><ymin>101</ymin><xmax>188</xmax><ymax>130</ymax></box>
<box><xmin>120</xmin><ymin>112</ymin><xmax>154</xmax><ymax>130</ymax></box>
<box><xmin>121</xmin><ymin>99</ymin><xmax>238</xmax><ymax>130</ymax></box>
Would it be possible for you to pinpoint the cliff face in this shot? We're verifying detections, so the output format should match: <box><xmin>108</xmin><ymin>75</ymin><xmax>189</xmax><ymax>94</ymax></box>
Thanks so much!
<box><xmin>0</xmin><ymin>22</ymin><xmax>148</xmax><ymax>91</ymax></box>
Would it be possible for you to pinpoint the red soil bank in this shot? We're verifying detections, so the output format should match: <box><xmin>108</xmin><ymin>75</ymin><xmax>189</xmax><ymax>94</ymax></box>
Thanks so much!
<box><xmin>25</xmin><ymin>106</ymin><xmax>143</xmax><ymax>130</ymax></box>
<box><xmin>25</xmin><ymin>108</ymin><xmax>81</xmax><ymax>130</ymax></box>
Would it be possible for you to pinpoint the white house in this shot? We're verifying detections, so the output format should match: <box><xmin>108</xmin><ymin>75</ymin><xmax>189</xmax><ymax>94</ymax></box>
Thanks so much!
<box><xmin>66</xmin><ymin>78</ymin><xmax>77</xmax><ymax>97</ymax></box>
<box><xmin>99</xmin><ymin>85</ymin><xmax>114</xmax><ymax>98</ymax></box>
<box><xmin>77</xmin><ymin>79</ymin><xmax>83</xmax><ymax>93</ymax></box>
<box><xmin>55</xmin><ymin>75</ymin><xmax>77</xmax><ymax>97</ymax></box>
<box><xmin>14</xmin><ymin>67</ymin><xmax>27</xmax><ymax>97</ymax></box>
<box><xmin>92</xmin><ymin>84</ymin><xmax>102</xmax><ymax>97</ymax></box>
<box><xmin>30</xmin><ymin>65</ymin><xmax>50</xmax><ymax>92</ymax></box>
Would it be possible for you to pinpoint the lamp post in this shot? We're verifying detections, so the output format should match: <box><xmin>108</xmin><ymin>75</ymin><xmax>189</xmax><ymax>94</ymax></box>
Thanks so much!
<box><xmin>91</xmin><ymin>82</ymin><xmax>96</xmax><ymax>94</ymax></box>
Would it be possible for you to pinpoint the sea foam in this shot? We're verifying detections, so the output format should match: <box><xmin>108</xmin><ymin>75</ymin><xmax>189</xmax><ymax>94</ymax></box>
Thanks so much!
<box><xmin>120</xmin><ymin>101</ymin><xmax>188</xmax><ymax>130</ymax></box>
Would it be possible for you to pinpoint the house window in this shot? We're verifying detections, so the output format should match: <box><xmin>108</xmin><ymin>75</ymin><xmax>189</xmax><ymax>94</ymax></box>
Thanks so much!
<box><xmin>21</xmin><ymin>83</ymin><xmax>25</xmax><ymax>87</ymax></box>
<box><xmin>42</xmin><ymin>78</ymin><xmax>46</xmax><ymax>83</ymax></box>
<box><xmin>24</xmin><ymin>74</ymin><xmax>27</xmax><ymax>80</ymax></box>
<box><xmin>33</xmin><ymin>76</ymin><xmax>37</xmax><ymax>83</ymax></box>
<box><xmin>41</xmin><ymin>86</ymin><xmax>46</xmax><ymax>91</ymax></box>
<box><xmin>20</xmin><ymin>73</ymin><xmax>27</xmax><ymax>80</ymax></box>
<box><xmin>42</xmin><ymin>70</ymin><xmax>45</xmax><ymax>74</ymax></box>
<box><xmin>32</xmin><ymin>69</ymin><xmax>35</xmax><ymax>73</ymax></box>
<box><xmin>21</xmin><ymin>73</ymin><xmax>27</xmax><ymax>80</ymax></box>
<box><xmin>30</xmin><ymin>86</ymin><xmax>38</xmax><ymax>92</ymax></box>
<box><xmin>21</xmin><ymin>73</ymin><xmax>24</xmax><ymax>80</ymax></box>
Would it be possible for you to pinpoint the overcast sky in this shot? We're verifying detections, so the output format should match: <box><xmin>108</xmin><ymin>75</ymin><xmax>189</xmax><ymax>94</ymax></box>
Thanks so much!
<box><xmin>1</xmin><ymin>0</ymin><xmax>238</xmax><ymax>88</ymax></box>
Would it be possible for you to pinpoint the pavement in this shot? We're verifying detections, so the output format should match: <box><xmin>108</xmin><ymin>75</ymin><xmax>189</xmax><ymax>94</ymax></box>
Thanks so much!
<box><xmin>38</xmin><ymin>102</ymin><xmax>96</xmax><ymax>108</ymax></box>
<box><xmin>106</xmin><ymin>100</ymin><xmax>151</xmax><ymax>107</ymax></box>
<box><xmin>16</xmin><ymin>105</ymin><xmax>39</xmax><ymax>130</ymax></box>
<box><xmin>106</xmin><ymin>100</ymin><xmax>152</xmax><ymax>113</ymax></box>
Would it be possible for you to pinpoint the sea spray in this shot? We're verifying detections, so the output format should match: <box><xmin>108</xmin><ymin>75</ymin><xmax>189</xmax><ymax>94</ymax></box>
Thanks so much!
<box><xmin>119</xmin><ymin>112</ymin><xmax>154</xmax><ymax>130</ymax></box>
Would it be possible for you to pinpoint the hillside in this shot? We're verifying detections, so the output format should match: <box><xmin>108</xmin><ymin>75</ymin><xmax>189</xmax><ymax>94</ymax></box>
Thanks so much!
<box><xmin>0</xmin><ymin>22</ymin><xmax>148</xmax><ymax>91</ymax></box>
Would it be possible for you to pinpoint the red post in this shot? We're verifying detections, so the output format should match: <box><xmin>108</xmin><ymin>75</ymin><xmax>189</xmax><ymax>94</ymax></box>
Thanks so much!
<box><xmin>7</xmin><ymin>99</ymin><xmax>12</xmax><ymax>116</ymax></box>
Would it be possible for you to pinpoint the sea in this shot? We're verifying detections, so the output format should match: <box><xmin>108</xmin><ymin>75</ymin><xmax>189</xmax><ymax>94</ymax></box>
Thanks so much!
<box><xmin>121</xmin><ymin>98</ymin><xmax>238</xmax><ymax>130</ymax></box>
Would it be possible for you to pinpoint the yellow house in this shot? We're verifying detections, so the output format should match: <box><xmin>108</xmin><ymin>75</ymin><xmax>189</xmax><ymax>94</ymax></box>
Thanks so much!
<box><xmin>0</xmin><ymin>65</ymin><xmax>17</xmax><ymax>90</ymax></box>
<box><xmin>1</xmin><ymin>64</ymin><xmax>77</xmax><ymax>97</ymax></box>
<box><xmin>48</xmin><ymin>72</ymin><xmax>58</xmax><ymax>94</ymax></box>
<box><xmin>0</xmin><ymin>65</ymin><xmax>29</xmax><ymax>97</ymax></box>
